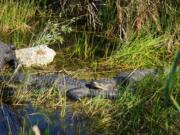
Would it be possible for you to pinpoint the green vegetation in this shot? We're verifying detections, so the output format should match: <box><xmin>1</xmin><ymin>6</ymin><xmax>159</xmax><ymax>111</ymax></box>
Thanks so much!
<box><xmin>0</xmin><ymin>0</ymin><xmax>37</xmax><ymax>47</ymax></box>
<box><xmin>75</xmin><ymin>66</ymin><xmax>180</xmax><ymax>134</ymax></box>
<box><xmin>111</xmin><ymin>34</ymin><xmax>172</xmax><ymax>68</ymax></box>
<box><xmin>0</xmin><ymin>0</ymin><xmax>179</xmax><ymax>134</ymax></box>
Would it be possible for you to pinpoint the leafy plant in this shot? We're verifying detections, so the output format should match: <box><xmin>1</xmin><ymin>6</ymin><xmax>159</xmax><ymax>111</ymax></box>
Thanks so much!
<box><xmin>32</xmin><ymin>20</ymin><xmax>72</xmax><ymax>46</ymax></box>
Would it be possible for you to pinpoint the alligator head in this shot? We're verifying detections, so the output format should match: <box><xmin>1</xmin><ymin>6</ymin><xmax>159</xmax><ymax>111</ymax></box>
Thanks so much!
<box><xmin>0</xmin><ymin>42</ymin><xmax>17</xmax><ymax>70</ymax></box>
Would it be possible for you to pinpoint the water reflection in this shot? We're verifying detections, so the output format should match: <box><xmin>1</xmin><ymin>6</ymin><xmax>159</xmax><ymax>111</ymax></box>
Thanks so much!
<box><xmin>18</xmin><ymin>105</ymin><xmax>89</xmax><ymax>135</ymax></box>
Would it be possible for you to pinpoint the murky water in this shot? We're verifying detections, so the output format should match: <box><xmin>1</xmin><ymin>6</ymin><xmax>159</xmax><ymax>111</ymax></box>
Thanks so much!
<box><xmin>18</xmin><ymin>105</ymin><xmax>91</xmax><ymax>135</ymax></box>
<box><xmin>0</xmin><ymin>104</ymin><xmax>93</xmax><ymax>135</ymax></box>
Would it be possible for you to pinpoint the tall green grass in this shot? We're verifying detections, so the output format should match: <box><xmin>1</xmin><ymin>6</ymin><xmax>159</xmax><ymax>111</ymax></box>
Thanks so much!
<box><xmin>110</xmin><ymin>34</ymin><xmax>169</xmax><ymax>69</ymax></box>
<box><xmin>111</xmin><ymin>72</ymin><xmax>179</xmax><ymax>134</ymax></box>
<box><xmin>74</xmin><ymin>33</ymin><xmax>103</xmax><ymax>60</ymax></box>
<box><xmin>164</xmin><ymin>51</ymin><xmax>180</xmax><ymax>110</ymax></box>
<box><xmin>0</xmin><ymin>0</ymin><xmax>35</xmax><ymax>33</ymax></box>
<box><xmin>0</xmin><ymin>0</ymin><xmax>38</xmax><ymax>47</ymax></box>
<box><xmin>59</xmin><ymin>0</ymin><xmax>179</xmax><ymax>67</ymax></box>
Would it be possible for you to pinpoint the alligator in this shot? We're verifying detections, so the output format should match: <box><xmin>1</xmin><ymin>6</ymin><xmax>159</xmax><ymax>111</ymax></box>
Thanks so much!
<box><xmin>0</xmin><ymin>41</ymin><xmax>17</xmax><ymax>70</ymax></box>
<box><xmin>33</xmin><ymin>69</ymin><xmax>158</xmax><ymax>100</ymax></box>
<box><xmin>0</xmin><ymin>69</ymin><xmax>158</xmax><ymax>101</ymax></box>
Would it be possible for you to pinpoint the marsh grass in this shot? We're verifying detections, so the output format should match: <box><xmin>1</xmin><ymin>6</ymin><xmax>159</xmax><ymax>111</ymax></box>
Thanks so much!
<box><xmin>60</xmin><ymin>0</ymin><xmax>179</xmax><ymax>69</ymax></box>
<box><xmin>14</xmin><ymin>86</ymin><xmax>67</xmax><ymax>111</ymax></box>
<box><xmin>73</xmin><ymin>33</ymin><xmax>99</xmax><ymax>60</ymax></box>
<box><xmin>0</xmin><ymin>0</ymin><xmax>38</xmax><ymax>46</ymax></box>
<box><xmin>73</xmin><ymin>98</ymin><xmax>114</xmax><ymax>134</ymax></box>
<box><xmin>0</xmin><ymin>0</ymin><xmax>35</xmax><ymax>33</ymax></box>
<box><xmin>74</xmin><ymin>68</ymin><xmax>179</xmax><ymax>135</ymax></box>
<box><xmin>164</xmin><ymin>51</ymin><xmax>180</xmax><ymax>110</ymax></box>
<box><xmin>108</xmin><ymin>34</ymin><xmax>179</xmax><ymax>69</ymax></box>
<box><xmin>112</xmin><ymin>70</ymin><xmax>179</xmax><ymax>134</ymax></box>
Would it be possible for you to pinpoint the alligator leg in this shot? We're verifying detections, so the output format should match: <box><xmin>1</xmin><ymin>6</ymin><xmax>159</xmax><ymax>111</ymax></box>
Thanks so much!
<box><xmin>67</xmin><ymin>87</ymin><xmax>118</xmax><ymax>101</ymax></box>
<box><xmin>89</xmin><ymin>89</ymin><xmax>118</xmax><ymax>99</ymax></box>
<box><xmin>67</xmin><ymin>87</ymin><xmax>91</xmax><ymax>101</ymax></box>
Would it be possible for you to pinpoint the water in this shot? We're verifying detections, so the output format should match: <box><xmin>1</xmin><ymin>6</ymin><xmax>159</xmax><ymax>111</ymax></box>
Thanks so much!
<box><xmin>0</xmin><ymin>104</ymin><xmax>93</xmax><ymax>135</ymax></box>
<box><xmin>19</xmin><ymin>105</ymin><xmax>90</xmax><ymax>135</ymax></box>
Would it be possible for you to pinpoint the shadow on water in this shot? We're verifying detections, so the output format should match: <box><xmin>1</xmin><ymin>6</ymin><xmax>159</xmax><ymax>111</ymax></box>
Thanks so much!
<box><xmin>0</xmin><ymin>104</ymin><xmax>92</xmax><ymax>135</ymax></box>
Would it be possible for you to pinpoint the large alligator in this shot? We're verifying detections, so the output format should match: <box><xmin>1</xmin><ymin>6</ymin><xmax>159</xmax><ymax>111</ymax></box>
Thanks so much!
<box><xmin>0</xmin><ymin>69</ymin><xmax>158</xmax><ymax>101</ymax></box>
